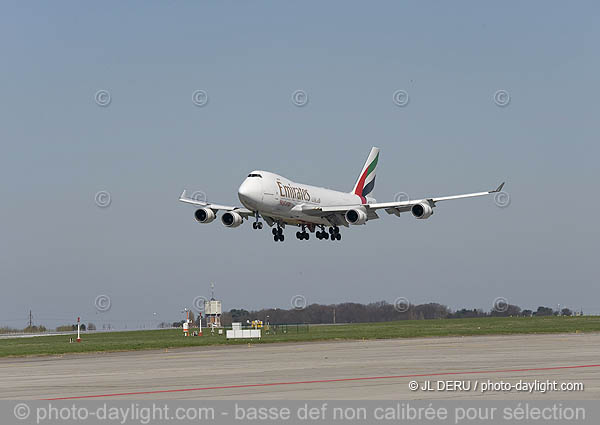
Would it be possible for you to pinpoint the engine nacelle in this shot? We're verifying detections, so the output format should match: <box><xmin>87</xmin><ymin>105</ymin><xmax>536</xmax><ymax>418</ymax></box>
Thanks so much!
<box><xmin>221</xmin><ymin>211</ymin><xmax>243</xmax><ymax>228</ymax></box>
<box><xmin>411</xmin><ymin>202</ymin><xmax>433</xmax><ymax>219</ymax></box>
<box><xmin>345</xmin><ymin>208</ymin><xmax>368</xmax><ymax>225</ymax></box>
<box><xmin>194</xmin><ymin>208</ymin><xmax>216</xmax><ymax>223</ymax></box>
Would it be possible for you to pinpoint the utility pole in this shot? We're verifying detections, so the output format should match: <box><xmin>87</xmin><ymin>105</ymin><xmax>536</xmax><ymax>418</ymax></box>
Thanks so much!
<box><xmin>333</xmin><ymin>307</ymin><xmax>336</xmax><ymax>324</ymax></box>
<box><xmin>28</xmin><ymin>310</ymin><xmax>33</xmax><ymax>328</ymax></box>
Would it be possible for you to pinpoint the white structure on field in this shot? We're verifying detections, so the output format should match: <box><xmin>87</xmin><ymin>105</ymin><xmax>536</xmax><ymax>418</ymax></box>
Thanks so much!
<box><xmin>204</xmin><ymin>283</ymin><xmax>222</xmax><ymax>328</ymax></box>
<box><xmin>226</xmin><ymin>322</ymin><xmax>261</xmax><ymax>339</ymax></box>
<box><xmin>205</xmin><ymin>299</ymin><xmax>222</xmax><ymax>328</ymax></box>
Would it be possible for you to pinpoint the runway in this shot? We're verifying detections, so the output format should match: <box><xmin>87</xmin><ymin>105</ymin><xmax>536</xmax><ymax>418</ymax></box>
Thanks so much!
<box><xmin>1</xmin><ymin>333</ymin><xmax>599</xmax><ymax>400</ymax></box>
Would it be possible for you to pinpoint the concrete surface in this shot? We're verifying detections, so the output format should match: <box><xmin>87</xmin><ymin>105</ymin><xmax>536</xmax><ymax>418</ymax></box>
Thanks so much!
<box><xmin>0</xmin><ymin>333</ymin><xmax>598</xmax><ymax>400</ymax></box>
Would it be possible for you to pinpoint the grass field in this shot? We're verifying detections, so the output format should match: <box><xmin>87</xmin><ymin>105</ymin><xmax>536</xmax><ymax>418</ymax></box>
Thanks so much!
<box><xmin>1</xmin><ymin>316</ymin><xmax>599</xmax><ymax>358</ymax></box>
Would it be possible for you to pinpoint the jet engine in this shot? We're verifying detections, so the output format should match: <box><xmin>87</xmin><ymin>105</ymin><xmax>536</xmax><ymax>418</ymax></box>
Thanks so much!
<box><xmin>194</xmin><ymin>208</ymin><xmax>216</xmax><ymax>223</ymax></box>
<box><xmin>345</xmin><ymin>208</ymin><xmax>368</xmax><ymax>225</ymax></box>
<box><xmin>221</xmin><ymin>211</ymin><xmax>243</xmax><ymax>228</ymax></box>
<box><xmin>411</xmin><ymin>202</ymin><xmax>433</xmax><ymax>219</ymax></box>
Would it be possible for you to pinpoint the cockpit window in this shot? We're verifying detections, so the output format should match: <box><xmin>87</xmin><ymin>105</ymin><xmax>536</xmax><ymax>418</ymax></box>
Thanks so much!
<box><xmin>247</xmin><ymin>173</ymin><xmax>262</xmax><ymax>178</ymax></box>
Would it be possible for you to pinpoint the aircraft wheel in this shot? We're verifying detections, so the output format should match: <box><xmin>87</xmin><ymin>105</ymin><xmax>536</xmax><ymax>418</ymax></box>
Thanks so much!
<box><xmin>272</xmin><ymin>228</ymin><xmax>278</xmax><ymax>236</ymax></box>
<box><xmin>336</xmin><ymin>233</ymin><xmax>341</xmax><ymax>241</ymax></box>
<box><xmin>252</xmin><ymin>222</ymin><xmax>257</xmax><ymax>229</ymax></box>
<box><xmin>323</xmin><ymin>232</ymin><xmax>329</xmax><ymax>240</ymax></box>
<box><xmin>280</xmin><ymin>234</ymin><xmax>285</xmax><ymax>242</ymax></box>
<box><xmin>303</xmin><ymin>232</ymin><xmax>309</xmax><ymax>240</ymax></box>
<box><xmin>296</xmin><ymin>231</ymin><xmax>301</xmax><ymax>239</ymax></box>
<box><xmin>273</xmin><ymin>235</ymin><xmax>279</xmax><ymax>242</ymax></box>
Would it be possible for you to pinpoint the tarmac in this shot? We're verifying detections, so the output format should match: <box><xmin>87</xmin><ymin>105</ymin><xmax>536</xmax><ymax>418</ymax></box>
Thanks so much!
<box><xmin>1</xmin><ymin>333</ymin><xmax>598</xmax><ymax>400</ymax></box>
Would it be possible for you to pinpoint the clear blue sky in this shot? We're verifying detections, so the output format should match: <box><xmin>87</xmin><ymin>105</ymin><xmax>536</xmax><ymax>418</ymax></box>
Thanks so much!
<box><xmin>1</xmin><ymin>1</ymin><xmax>598</xmax><ymax>329</ymax></box>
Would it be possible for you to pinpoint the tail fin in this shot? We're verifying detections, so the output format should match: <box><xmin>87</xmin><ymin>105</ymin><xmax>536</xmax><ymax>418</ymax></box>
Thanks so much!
<box><xmin>352</xmin><ymin>147</ymin><xmax>379</xmax><ymax>203</ymax></box>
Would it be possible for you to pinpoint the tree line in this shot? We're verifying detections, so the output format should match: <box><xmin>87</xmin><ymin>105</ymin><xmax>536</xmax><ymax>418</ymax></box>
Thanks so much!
<box><xmin>198</xmin><ymin>302</ymin><xmax>578</xmax><ymax>326</ymax></box>
<box><xmin>4</xmin><ymin>303</ymin><xmax>578</xmax><ymax>333</ymax></box>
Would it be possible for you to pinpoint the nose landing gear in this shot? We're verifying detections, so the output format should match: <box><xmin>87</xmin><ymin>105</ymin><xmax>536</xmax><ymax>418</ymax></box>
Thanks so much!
<box><xmin>252</xmin><ymin>213</ymin><xmax>263</xmax><ymax>230</ymax></box>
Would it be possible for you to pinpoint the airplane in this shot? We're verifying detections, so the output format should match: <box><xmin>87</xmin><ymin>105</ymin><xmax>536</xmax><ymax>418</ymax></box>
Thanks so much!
<box><xmin>179</xmin><ymin>147</ymin><xmax>504</xmax><ymax>242</ymax></box>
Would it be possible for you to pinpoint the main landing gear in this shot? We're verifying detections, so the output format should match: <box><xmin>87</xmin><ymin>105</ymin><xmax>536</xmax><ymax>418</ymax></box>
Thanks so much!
<box><xmin>272</xmin><ymin>224</ymin><xmax>340</xmax><ymax>242</ymax></box>
<box><xmin>272</xmin><ymin>225</ymin><xmax>284</xmax><ymax>242</ymax></box>
<box><xmin>296</xmin><ymin>225</ymin><xmax>310</xmax><ymax>240</ymax></box>
<box><xmin>316</xmin><ymin>226</ymin><xmax>341</xmax><ymax>241</ymax></box>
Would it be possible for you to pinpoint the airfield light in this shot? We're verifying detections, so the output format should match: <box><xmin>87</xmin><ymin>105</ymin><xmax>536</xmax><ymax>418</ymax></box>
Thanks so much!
<box><xmin>76</xmin><ymin>317</ymin><xmax>81</xmax><ymax>342</ymax></box>
<box><xmin>198</xmin><ymin>312</ymin><xmax>203</xmax><ymax>336</ymax></box>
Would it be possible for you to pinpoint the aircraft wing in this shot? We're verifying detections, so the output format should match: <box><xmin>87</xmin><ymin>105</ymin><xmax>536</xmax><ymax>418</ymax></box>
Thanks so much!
<box><xmin>300</xmin><ymin>204</ymin><xmax>381</xmax><ymax>227</ymax></box>
<box><xmin>302</xmin><ymin>182</ymin><xmax>505</xmax><ymax>217</ymax></box>
<box><xmin>178</xmin><ymin>190</ymin><xmax>254</xmax><ymax>217</ymax></box>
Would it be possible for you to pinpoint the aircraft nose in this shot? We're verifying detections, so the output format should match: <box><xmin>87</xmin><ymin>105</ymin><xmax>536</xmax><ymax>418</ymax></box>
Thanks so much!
<box><xmin>238</xmin><ymin>181</ymin><xmax>250</xmax><ymax>199</ymax></box>
<box><xmin>238</xmin><ymin>179</ymin><xmax>258</xmax><ymax>206</ymax></box>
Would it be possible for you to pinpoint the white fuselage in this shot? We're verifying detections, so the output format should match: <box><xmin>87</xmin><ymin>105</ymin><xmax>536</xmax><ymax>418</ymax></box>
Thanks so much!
<box><xmin>237</xmin><ymin>170</ymin><xmax>370</xmax><ymax>226</ymax></box>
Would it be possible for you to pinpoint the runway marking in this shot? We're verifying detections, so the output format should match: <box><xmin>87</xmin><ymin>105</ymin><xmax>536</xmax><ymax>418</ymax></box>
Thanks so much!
<box><xmin>43</xmin><ymin>363</ymin><xmax>600</xmax><ymax>400</ymax></box>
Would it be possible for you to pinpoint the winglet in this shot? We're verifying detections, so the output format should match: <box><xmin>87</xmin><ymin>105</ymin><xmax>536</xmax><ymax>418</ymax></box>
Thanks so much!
<box><xmin>179</xmin><ymin>189</ymin><xmax>187</xmax><ymax>200</ymax></box>
<box><xmin>491</xmin><ymin>182</ymin><xmax>505</xmax><ymax>193</ymax></box>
